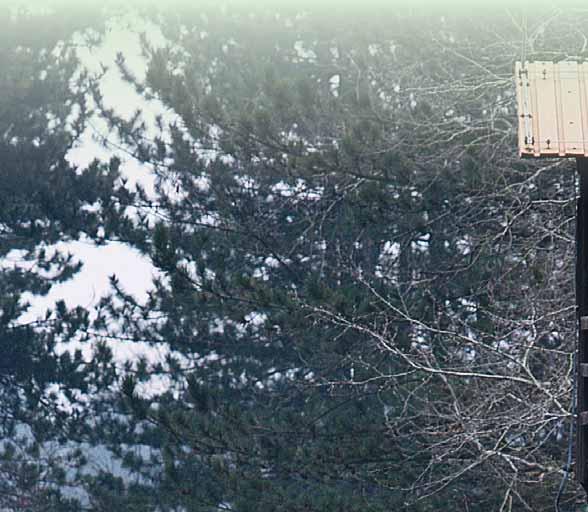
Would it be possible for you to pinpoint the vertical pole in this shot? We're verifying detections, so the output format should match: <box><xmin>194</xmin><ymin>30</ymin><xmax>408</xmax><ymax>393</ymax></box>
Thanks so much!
<box><xmin>577</xmin><ymin>157</ymin><xmax>588</xmax><ymax>490</ymax></box>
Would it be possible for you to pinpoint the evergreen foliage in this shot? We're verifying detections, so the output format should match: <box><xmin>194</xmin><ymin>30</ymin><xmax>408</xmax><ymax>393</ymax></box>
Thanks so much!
<box><xmin>95</xmin><ymin>4</ymin><xmax>583</xmax><ymax>511</ymax></box>
<box><xmin>2</xmin><ymin>2</ymin><xmax>588</xmax><ymax>511</ymax></box>
<box><xmin>0</xmin><ymin>6</ymin><xmax>122</xmax><ymax>510</ymax></box>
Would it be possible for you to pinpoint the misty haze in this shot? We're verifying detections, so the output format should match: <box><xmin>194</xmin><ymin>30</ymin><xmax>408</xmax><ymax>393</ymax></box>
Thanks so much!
<box><xmin>0</xmin><ymin>1</ymin><xmax>585</xmax><ymax>511</ymax></box>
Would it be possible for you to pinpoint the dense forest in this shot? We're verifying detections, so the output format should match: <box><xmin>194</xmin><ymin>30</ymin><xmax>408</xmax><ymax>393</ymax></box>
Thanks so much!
<box><xmin>1</xmin><ymin>1</ymin><xmax>587</xmax><ymax>510</ymax></box>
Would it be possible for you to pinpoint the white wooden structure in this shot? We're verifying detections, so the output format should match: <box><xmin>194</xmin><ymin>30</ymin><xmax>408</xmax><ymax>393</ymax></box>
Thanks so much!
<box><xmin>516</xmin><ymin>61</ymin><xmax>588</xmax><ymax>157</ymax></box>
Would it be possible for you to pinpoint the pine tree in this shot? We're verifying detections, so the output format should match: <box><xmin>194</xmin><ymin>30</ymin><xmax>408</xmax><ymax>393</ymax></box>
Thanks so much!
<box><xmin>0</xmin><ymin>6</ymin><xmax>125</xmax><ymax>509</ymax></box>
<box><xmin>95</xmin><ymin>6</ymin><xmax>573</xmax><ymax>511</ymax></box>
<box><xmin>55</xmin><ymin>2</ymin><xmax>586</xmax><ymax>510</ymax></box>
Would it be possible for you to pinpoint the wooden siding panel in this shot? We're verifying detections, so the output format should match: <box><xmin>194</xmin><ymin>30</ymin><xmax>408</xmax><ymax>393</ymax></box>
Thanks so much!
<box><xmin>516</xmin><ymin>60</ymin><xmax>588</xmax><ymax>158</ymax></box>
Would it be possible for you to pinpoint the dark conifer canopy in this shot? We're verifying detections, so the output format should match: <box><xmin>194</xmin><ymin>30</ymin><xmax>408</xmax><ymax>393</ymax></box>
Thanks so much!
<box><xmin>0</xmin><ymin>2</ymin><xmax>585</xmax><ymax>511</ymax></box>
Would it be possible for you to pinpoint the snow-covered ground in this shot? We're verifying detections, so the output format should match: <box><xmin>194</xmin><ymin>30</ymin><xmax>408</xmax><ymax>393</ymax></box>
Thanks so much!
<box><xmin>1</xmin><ymin>11</ymin><xmax>190</xmax><ymax>503</ymax></box>
<box><xmin>4</xmin><ymin>9</ymin><xmax>198</xmax><ymax>399</ymax></box>
<box><xmin>24</xmin><ymin>12</ymin><xmax>170</xmax><ymax>334</ymax></box>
